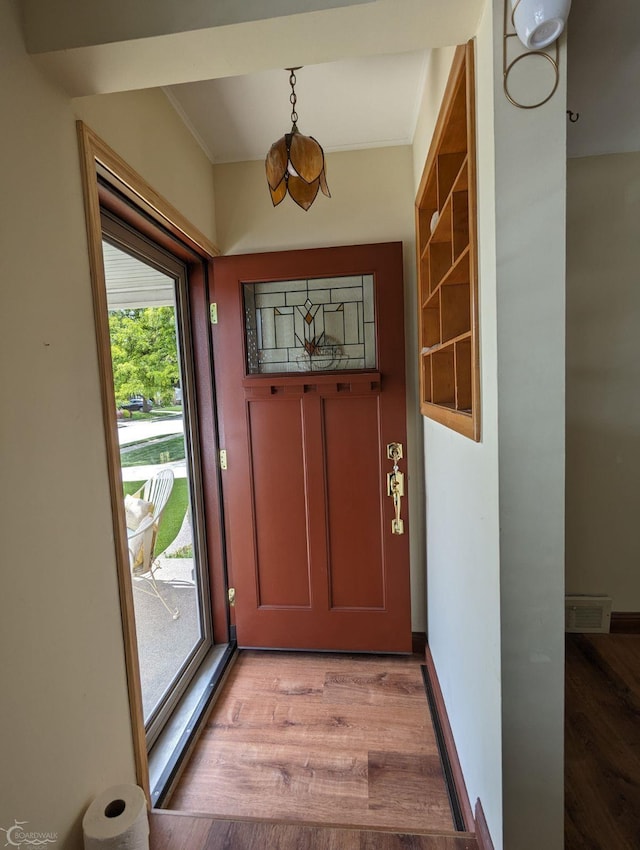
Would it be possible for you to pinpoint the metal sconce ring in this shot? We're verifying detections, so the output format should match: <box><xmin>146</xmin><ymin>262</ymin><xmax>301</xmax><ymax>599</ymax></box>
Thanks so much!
<box><xmin>503</xmin><ymin>0</ymin><xmax>561</xmax><ymax>109</ymax></box>
<box><xmin>503</xmin><ymin>48</ymin><xmax>560</xmax><ymax>109</ymax></box>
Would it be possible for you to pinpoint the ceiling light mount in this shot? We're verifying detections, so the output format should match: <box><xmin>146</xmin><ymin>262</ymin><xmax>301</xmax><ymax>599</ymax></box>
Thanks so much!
<box><xmin>265</xmin><ymin>67</ymin><xmax>330</xmax><ymax>211</ymax></box>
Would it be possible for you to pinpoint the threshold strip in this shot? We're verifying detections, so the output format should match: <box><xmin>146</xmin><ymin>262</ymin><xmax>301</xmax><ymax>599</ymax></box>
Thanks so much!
<box><xmin>150</xmin><ymin>642</ymin><xmax>236</xmax><ymax>807</ymax></box>
<box><xmin>420</xmin><ymin>664</ymin><xmax>466</xmax><ymax>832</ymax></box>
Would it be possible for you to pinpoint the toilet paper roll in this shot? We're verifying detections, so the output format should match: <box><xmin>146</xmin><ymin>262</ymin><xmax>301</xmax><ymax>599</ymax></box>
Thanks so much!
<box><xmin>82</xmin><ymin>784</ymin><xmax>149</xmax><ymax>850</ymax></box>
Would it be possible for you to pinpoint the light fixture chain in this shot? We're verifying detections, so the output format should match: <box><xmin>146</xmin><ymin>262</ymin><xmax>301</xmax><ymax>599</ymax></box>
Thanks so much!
<box><xmin>289</xmin><ymin>68</ymin><xmax>298</xmax><ymax>126</ymax></box>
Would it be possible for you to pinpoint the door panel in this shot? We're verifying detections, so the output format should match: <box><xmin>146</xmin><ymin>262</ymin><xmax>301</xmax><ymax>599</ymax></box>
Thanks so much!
<box><xmin>323</xmin><ymin>394</ymin><xmax>384</xmax><ymax>610</ymax></box>
<box><xmin>249</xmin><ymin>398</ymin><xmax>311</xmax><ymax>608</ymax></box>
<box><xmin>212</xmin><ymin>243</ymin><xmax>411</xmax><ymax>652</ymax></box>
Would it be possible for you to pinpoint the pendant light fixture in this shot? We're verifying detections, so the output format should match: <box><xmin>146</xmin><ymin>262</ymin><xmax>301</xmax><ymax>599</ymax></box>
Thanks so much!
<box><xmin>265</xmin><ymin>67</ymin><xmax>330</xmax><ymax>211</ymax></box>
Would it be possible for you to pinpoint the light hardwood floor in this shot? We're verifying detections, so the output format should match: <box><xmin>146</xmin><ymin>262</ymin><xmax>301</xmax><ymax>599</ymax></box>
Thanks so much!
<box><xmin>565</xmin><ymin>633</ymin><xmax>640</xmax><ymax>850</ymax></box>
<box><xmin>166</xmin><ymin>651</ymin><xmax>458</xmax><ymax>834</ymax></box>
<box><xmin>150</xmin><ymin>811</ymin><xmax>478</xmax><ymax>850</ymax></box>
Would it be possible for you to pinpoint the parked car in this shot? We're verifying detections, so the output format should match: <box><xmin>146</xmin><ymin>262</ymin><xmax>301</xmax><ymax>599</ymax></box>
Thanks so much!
<box><xmin>125</xmin><ymin>396</ymin><xmax>145</xmax><ymax>412</ymax></box>
<box><xmin>119</xmin><ymin>395</ymin><xmax>151</xmax><ymax>415</ymax></box>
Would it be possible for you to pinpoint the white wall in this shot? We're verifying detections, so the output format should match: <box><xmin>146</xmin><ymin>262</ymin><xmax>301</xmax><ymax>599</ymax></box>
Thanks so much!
<box><xmin>493</xmin><ymin>0</ymin><xmax>566</xmax><ymax>845</ymax></box>
<box><xmin>566</xmin><ymin>152</ymin><xmax>640</xmax><ymax>610</ymax></box>
<box><xmin>0</xmin><ymin>2</ymin><xmax>136</xmax><ymax>844</ymax></box>
<box><xmin>417</xmin><ymin>2</ymin><xmax>567</xmax><ymax>848</ymax></box>
<box><xmin>414</xmin><ymin>26</ymin><xmax>503</xmax><ymax>850</ymax></box>
<box><xmin>213</xmin><ymin>146</ymin><xmax>426</xmax><ymax>631</ymax></box>
<box><xmin>74</xmin><ymin>88</ymin><xmax>217</xmax><ymax>244</ymax></box>
<box><xmin>0</xmin><ymin>0</ymin><xmax>569</xmax><ymax>842</ymax></box>
<box><xmin>0</xmin><ymin>4</ymin><xmax>219</xmax><ymax>846</ymax></box>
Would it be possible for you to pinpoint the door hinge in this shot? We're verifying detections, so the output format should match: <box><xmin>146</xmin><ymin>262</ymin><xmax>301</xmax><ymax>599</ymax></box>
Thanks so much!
<box><xmin>210</xmin><ymin>302</ymin><xmax>218</xmax><ymax>324</ymax></box>
<box><xmin>219</xmin><ymin>448</ymin><xmax>228</xmax><ymax>470</ymax></box>
<box><xmin>228</xmin><ymin>587</ymin><xmax>236</xmax><ymax>607</ymax></box>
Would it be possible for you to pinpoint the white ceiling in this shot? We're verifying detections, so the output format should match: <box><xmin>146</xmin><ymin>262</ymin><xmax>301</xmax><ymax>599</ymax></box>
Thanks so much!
<box><xmin>164</xmin><ymin>0</ymin><xmax>640</xmax><ymax>168</ymax></box>
<box><xmin>165</xmin><ymin>51</ymin><xmax>429</xmax><ymax>164</ymax></box>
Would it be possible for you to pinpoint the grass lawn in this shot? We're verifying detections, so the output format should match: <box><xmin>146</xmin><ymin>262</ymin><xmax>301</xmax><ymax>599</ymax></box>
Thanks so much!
<box><xmin>118</xmin><ymin>407</ymin><xmax>182</xmax><ymax>422</ymax></box>
<box><xmin>120</xmin><ymin>435</ymin><xmax>185</xmax><ymax>467</ymax></box>
<box><xmin>124</xmin><ymin>477</ymin><xmax>189</xmax><ymax>555</ymax></box>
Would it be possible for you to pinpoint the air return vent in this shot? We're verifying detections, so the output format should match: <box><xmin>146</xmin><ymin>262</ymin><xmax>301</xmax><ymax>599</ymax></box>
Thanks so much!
<box><xmin>565</xmin><ymin>595</ymin><xmax>612</xmax><ymax>633</ymax></box>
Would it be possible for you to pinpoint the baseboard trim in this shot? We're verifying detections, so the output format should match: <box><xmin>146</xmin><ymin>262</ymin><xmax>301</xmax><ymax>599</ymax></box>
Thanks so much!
<box><xmin>474</xmin><ymin>799</ymin><xmax>494</xmax><ymax>850</ymax></box>
<box><xmin>412</xmin><ymin>631</ymin><xmax>427</xmax><ymax>654</ymax></box>
<box><xmin>422</xmin><ymin>646</ymin><xmax>474</xmax><ymax>832</ymax></box>
<box><xmin>610</xmin><ymin>612</ymin><xmax>640</xmax><ymax>634</ymax></box>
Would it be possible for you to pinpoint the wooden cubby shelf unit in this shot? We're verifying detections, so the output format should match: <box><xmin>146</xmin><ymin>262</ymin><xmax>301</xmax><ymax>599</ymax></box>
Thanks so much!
<box><xmin>415</xmin><ymin>40</ymin><xmax>480</xmax><ymax>441</ymax></box>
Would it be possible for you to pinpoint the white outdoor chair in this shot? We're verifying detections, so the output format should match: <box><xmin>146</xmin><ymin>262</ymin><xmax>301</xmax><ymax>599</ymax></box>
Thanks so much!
<box><xmin>126</xmin><ymin>468</ymin><xmax>179</xmax><ymax>619</ymax></box>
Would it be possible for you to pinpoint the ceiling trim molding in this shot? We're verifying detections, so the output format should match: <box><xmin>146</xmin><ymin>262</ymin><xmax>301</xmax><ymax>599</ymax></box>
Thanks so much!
<box><xmin>211</xmin><ymin>138</ymin><xmax>414</xmax><ymax>166</ymax></box>
<box><xmin>408</xmin><ymin>50</ymin><xmax>432</xmax><ymax>148</ymax></box>
<box><xmin>162</xmin><ymin>87</ymin><xmax>217</xmax><ymax>165</ymax></box>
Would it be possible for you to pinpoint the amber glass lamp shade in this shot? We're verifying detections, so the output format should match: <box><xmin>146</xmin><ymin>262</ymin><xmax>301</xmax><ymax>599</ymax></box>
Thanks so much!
<box><xmin>265</xmin><ymin>126</ymin><xmax>331</xmax><ymax>211</ymax></box>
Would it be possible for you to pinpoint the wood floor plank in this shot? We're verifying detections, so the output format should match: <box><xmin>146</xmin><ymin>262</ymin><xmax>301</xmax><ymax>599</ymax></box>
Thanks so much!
<box><xmin>359</xmin><ymin>834</ymin><xmax>477</xmax><ymax>850</ymax></box>
<box><xmin>150</xmin><ymin>812</ymin><xmax>478</xmax><ymax>850</ymax></box>
<box><xmin>368</xmin><ymin>751</ymin><xmax>451</xmax><ymax>819</ymax></box>
<box><xmin>565</xmin><ymin>634</ymin><xmax>640</xmax><ymax>850</ymax></box>
<box><xmin>168</xmin><ymin>651</ymin><xmax>455</xmax><ymax>833</ymax></box>
<box><xmin>324</xmin><ymin>670</ymin><xmax>426</xmax><ymax>708</ymax></box>
<box><xmin>179</xmin><ymin>738</ymin><xmax>369</xmax><ymax>805</ymax></box>
<box><xmin>150</xmin><ymin>811</ymin><xmax>213</xmax><ymax>850</ymax></box>
<box><xmin>203</xmin><ymin>697</ymin><xmax>438</xmax><ymax>753</ymax></box>
<box><xmin>566</xmin><ymin>636</ymin><xmax>640</xmax><ymax>757</ymax></box>
<box><xmin>204</xmin><ymin>819</ymin><xmax>360</xmax><ymax>850</ymax></box>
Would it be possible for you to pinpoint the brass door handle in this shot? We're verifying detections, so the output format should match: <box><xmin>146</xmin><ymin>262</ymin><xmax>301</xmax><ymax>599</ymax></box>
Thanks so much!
<box><xmin>386</xmin><ymin>442</ymin><xmax>405</xmax><ymax>535</ymax></box>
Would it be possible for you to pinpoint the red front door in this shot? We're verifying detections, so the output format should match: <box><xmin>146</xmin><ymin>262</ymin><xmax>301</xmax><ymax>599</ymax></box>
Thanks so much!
<box><xmin>212</xmin><ymin>243</ymin><xmax>411</xmax><ymax>652</ymax></box>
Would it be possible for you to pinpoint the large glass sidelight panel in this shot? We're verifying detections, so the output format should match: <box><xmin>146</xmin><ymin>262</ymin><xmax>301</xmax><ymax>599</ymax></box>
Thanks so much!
<box><xmin>102</xmin><ymin>235</ymin><xmax>212</xmax><ymax>746</ymax></box>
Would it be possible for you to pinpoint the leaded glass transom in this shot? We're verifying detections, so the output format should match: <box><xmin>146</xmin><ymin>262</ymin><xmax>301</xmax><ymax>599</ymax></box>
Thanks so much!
<box><xmin>244</xmin><ymin>275</ymin><xmax>376</xmax><ymax>374</ymax></box>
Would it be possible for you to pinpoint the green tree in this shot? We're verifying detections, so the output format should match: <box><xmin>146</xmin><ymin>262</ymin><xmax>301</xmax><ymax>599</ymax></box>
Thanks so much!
<box><xmin>109</xmin><ymin>307</ymin><xmax>179</xmax><ymax>406</ymax></box>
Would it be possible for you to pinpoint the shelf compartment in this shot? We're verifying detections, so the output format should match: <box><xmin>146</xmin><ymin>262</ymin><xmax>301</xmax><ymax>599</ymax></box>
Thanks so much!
<box><xmin>437</xmin><ymin>152</ymin><xmax>466</xmax><ymax>209</ymax></box>
<box><xmin>419</xmin><ymin>252</ymin><xmax>431</xmax><ymax>298</ymax></box>
<box><xmin>455</xmin><ymin>338</ymin><xmax>472</xmax><ymax>412</ymax></box>
<box><xmin>418</xmin><ymin>205</ymin><xmax>437</xmax><ymax>257</ymax></box>
<box><xmin>414</xmin><ymin>42</ymin><xmax>479</xmax><ymax>441</ymax></box>
<box><xmin>441</xmin><ymin>283</ymin><xmax>470</xmax><ymax>342</ymax></box>
<box><xmin>431</xmin><ymin>347</ymin><xmax>455</xmax><ymax>406</ymax></box>
<box><xmin>452</xmin><ymin>190</ymin><xmax>469</xmax><ymax>260</ymax></box>
<box><xmin>429</xmin><ymin>241</ymin><xmax>453</xmax><ymax>292</ymax></box>
<box><xmin>421</xmin><ymin>353</ymin><xmax>432</xmax><ymax>404</ymax></box>
<box><xmin>439</xmin><ymin>76</ymin><xmax>467</xmax><ymax>155</ymax></box>
<box><xmin>452</xmin><ymin>159</ymin><xmax>469</xmax><ymax>193</ymax></box>
<box><xmin>440</xmin><ymin>245</ymin><xmax>470</xmax><ymax>288</ymax></box>
<box><xmin>422</xmin><ymin>290</ymin><xmax>441</xmax><ymax>348</ymax></box>
<box><xmin>429</xmin><ymin>198</ymin><xmax>453</xmax><ymax>244</ymax></box>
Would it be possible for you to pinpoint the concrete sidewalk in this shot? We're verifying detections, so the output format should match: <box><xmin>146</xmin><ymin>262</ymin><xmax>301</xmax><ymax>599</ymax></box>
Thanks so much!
<box><xmin>117</xmin><ymin>414</ymin><xmax>184</xmax><ymax>446</ymax></box>
<box><xmin>121</xmin><ymin>460</ymin><xmax>187</xmax><ymax>482</ymax></box>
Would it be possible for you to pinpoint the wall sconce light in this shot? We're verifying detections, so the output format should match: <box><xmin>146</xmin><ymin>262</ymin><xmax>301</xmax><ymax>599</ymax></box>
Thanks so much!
<box><xmin>265</xmin><ymin>67</ymin><xmax>330</xmax><ymax>211</ymax></box>
<box><xmin>503</xmin><ymin>0</ymin><xmax>571</xmax><ymax>108</ymax></box>
<box><xmin>512</xmin><ymin>0</ymin><xmax>571</xmax><ymax>49</ymax></box>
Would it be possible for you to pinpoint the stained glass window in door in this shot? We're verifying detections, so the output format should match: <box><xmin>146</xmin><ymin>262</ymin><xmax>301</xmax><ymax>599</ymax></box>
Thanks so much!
<box><xmin>244</xmin><ymin>275</ymin><xmax>376</xmax><ymax>374</ymax></box>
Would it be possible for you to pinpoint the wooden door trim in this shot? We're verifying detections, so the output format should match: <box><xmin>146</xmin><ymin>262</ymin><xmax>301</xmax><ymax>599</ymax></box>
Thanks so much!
<box><xmin>76</xmin><ymin>121</ymin><xmax>223</xmax><ymax>799</ymax></box>
<box><xmin>78</xmin><ymin>122</ymin><xmax>220</xmax><ymax>259</ymax></box>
